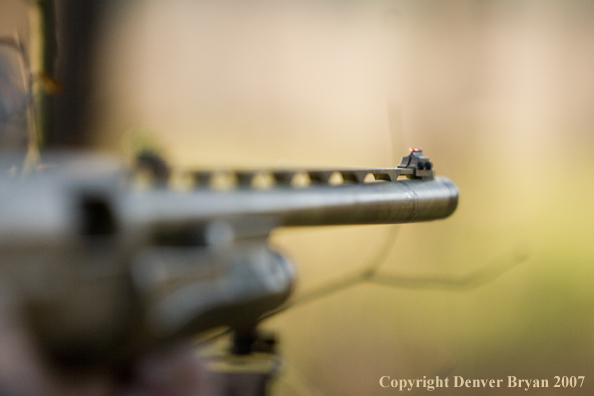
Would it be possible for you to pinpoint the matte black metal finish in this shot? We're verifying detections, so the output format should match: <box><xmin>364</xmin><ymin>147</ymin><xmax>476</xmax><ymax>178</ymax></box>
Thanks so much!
<box><xmin>124</xmin><ymin>176</ymin><xmax>458</xmax><ymax>229</ymax></box>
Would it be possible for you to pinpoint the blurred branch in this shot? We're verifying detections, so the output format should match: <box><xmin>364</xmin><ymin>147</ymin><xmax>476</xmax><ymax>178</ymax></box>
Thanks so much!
<box><xmin>35</xmin><ymin>0</ymin><xmax>57</xmax><ymax>147</ymax></box>
<box><xmin>262</xmin><ymin>243</ymin><xmax>529</xmax><ymax>322</ymax></box>
<box><xmin>0</xmin><ymin>33</ymin><xmax>40</xmax><ymax>169</ymax></box>
<box><xmin>260</xmin><ymin>225</ymin><xmax>401</xmax><ymax>320</ymax></box>
<box><xmin>36</xmin><ymin>0</ymin><xmax>57</xmax><ymax>77</ymax></box>
<box><xmin>197</xmin><ymin>227</ymin><xmax>402</xmax><ymax>344</ymax></box>
<box><xmin>197</xmin><ymin>241</ymin><xmax>529</xmax><ymax>350</ymax></box>
<box><xmin>371</xmin><ymin>244</ymin><xmax>529</xmax><ymax>291</ymax></box>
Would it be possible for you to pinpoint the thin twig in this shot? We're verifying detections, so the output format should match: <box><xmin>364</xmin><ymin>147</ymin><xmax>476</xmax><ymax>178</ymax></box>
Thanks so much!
<box><xmin>262</xmin><ymin>243</ymin><xmax>529</xmax><ymax>322</ymax></box>
<box><xmin>370</xmin><ymin>244</ymin><xmax>529</xmax><ymax>291</ymax></box>
<box><xmin>260</xmin><ymin>225</ymin><xmax>401</xmax><ymax>320</ymax></box>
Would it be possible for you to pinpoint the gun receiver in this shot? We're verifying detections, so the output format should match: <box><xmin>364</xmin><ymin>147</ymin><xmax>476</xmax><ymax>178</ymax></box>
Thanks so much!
<box><xmin>0</xmin><ymin>149</ymin><xmax>457</xmax><ymax>370</ymax></box>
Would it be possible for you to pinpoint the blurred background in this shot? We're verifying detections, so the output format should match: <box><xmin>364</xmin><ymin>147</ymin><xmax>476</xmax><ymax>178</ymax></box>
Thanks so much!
<box><xmin>3</xmin><ymin>0</ymin><xmax>594</xmax><ymax>395</ymax></box>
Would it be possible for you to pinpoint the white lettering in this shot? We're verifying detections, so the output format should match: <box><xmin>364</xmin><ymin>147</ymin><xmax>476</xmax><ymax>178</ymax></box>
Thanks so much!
<box><xmin>399</xmin><ymin>379</ymin><xmax>408</xmax><ymax>391</ymax></box>
<box><xmin>407</xmin><ymin>379</ymin><xmax>414</xmax><ymax>391</ymax></box>
<box><xmin>509</xmin><ymin>376</ymin><xmax>518</xmax><ymax>388</ymax></box>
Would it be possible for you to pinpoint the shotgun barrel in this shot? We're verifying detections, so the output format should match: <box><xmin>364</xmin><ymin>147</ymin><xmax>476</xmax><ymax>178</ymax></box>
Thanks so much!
<box><xmin>0</xmin><ymin>149</ymin><xmax>458</xmax><ymax>367</ymax></box>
